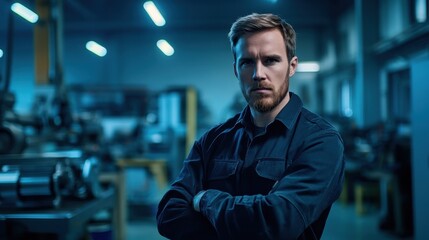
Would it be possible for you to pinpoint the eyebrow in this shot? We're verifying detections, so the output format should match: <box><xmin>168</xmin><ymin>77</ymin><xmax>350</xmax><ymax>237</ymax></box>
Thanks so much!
<box><xmin>263</xmin><ymin>54</ymin><xmax>283</xmax><ymax>60</ymax></box>
<box><xmin>238</xmin><ymin>57</ymin><xmax>253</xmax><ymax>63</ymax></box>
<box><xmin>239</xmin><ymin>53</ymin><xmax>283</xmax><ymax>60</ymax></box>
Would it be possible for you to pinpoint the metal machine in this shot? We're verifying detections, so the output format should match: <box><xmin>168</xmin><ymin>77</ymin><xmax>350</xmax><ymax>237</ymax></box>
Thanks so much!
<box><xmin>0</xmin><ymin>150</ymin><xmax>102</xmax><ymax>208</ymax></box>
<box><xmin>0</xmin><ymin>6</ymin><xmax>107</xmax><ymax>209</ymax></box>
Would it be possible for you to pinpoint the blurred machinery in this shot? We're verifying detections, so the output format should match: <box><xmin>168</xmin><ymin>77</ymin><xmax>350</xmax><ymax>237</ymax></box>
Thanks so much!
<box><xmin>0</xmin><ymin>150</ymin><xmax>102</xmax><ymax>208</ymax></box>
<box><xmin>0</xmin><ymin>117</ymin><xmax>27</xmax><ymax>155</ymax></box>
<box><xmin>0</xmin><ymin>1</ymin><xmax>109</xmax><ymax>210</ymax></box>
<box><xmin>331</xmin><ymin>115</ymin><xmax>413</xmax><ymax>238</ymax></box>
<box><xmin>0</xmin><ymin>77</ymin><xmax>107</xmax><ymax>209</ymax></box>
<box><xmin>0</xmin><ymin>94</ymin><xmax>109</xmax><ymax>209</ymax></box>
<box><xmin>0</xmin><ymin>9</ymin><xmax>29</xmax><ymax>156</ymax></box>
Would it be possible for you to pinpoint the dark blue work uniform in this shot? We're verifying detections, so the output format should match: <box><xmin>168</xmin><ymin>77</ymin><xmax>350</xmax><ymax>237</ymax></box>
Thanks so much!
<box><xmin>157</xmin><ymin>92</ymin><xmax>345</xmax><ymax>240</ymax></box>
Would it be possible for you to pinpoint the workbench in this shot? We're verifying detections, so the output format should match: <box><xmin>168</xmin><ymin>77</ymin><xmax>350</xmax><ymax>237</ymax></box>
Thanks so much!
<box><xmin>0</xmin><ymin>189</ymin><xmax>117</xmax><ymax>240</ymax></box>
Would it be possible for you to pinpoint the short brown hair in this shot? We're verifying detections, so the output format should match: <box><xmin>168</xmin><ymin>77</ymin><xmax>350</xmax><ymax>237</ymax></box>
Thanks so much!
<box><xmin>228</xmin><ymin>13</ymin><xmax>296</xmax><ymax>62</ymax></box>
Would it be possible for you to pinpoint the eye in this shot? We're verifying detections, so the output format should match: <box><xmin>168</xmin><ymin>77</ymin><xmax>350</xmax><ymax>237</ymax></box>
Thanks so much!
<box><xmin>264</xmin><ymin>57</ymin><xmax>280</xmax><ymax>65</ymax></box>
<box><xmin>239</xmin><ymin>59</ymin><xmax>254</xmax><ymax>67</ymax></box>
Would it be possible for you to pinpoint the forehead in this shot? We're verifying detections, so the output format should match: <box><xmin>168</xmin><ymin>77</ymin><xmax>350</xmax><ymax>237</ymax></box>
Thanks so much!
<box><xmin>235</xmin><ymin>29</ymin><xmax>286</xmax><ymax>58</ymax></box>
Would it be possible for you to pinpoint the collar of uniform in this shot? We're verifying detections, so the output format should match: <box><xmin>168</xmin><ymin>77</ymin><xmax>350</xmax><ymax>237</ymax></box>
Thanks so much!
<box><xmin>236</xmin><ymin>105</ymin><xmax>253</xmax><ymax>133</ymax></box>
<box><xmin>275</xmin><ymin>92</ymin><xmax>303</xmax><ymax>129</ymax></box>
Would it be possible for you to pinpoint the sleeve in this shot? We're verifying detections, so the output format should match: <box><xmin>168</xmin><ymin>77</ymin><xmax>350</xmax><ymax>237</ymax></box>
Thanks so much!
<box><xmin>197</xmin><ymin>131</ymin><xmax>345</xmax><ymax>240</ymax></box>
<box><xmin>156</xmin><ymin>141</ymin><xmax>217</xmax><ymax>240</ymax></box>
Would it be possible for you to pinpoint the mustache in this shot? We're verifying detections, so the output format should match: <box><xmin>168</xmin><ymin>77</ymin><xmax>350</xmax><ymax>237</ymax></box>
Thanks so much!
<box><xmin>251</xmin><ymin>83</ymin><xmax>273</xmax><ymax>91</ymax></box>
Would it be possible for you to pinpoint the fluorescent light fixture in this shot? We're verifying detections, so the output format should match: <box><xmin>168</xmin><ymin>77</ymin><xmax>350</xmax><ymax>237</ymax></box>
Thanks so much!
<box><xmin>143</xmin><ymin>1</ymin><xmax>166</xmax><ymax>27</ymax></box>
<box><xmin>297</xmin><ymin>62</ymin><xmax>320</xmax><ymax>72</ymax></box>
<box><xmin>157</xmin><ymin>39</ymin><xmax>174</xmax><ymax>56</ymax></box>
<box><xmin>11</xmin><ymin>3</ymin><xmax>39</xmax><ymax>23</ymax></box>
<box><xmin>85</xmin><ymin>41</ymin><xmax>107</xmax><ymax>57</ymax></box>
<box><xmin>416</xmin><ymin>0</ymin><xmax>427</xmax><ymax>23</ymax></box>
<box><xmin>0</xmin><ymin>49</ymin><xmax>3</xmax><ymax>58</ymax></box>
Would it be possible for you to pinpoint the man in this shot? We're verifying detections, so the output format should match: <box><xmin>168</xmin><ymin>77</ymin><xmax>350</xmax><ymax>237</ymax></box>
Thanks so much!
<box><xmin>157</xmin><ymin>13</ymin><xmax>345</xmax><ymax>240</ymax></box>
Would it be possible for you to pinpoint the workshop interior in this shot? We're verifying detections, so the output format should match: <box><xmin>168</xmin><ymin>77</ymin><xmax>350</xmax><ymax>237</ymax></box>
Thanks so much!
<box><xmin>0</xmin><ymin>0</ymin><xmax>428</xmax><ymax>239</ymax></box>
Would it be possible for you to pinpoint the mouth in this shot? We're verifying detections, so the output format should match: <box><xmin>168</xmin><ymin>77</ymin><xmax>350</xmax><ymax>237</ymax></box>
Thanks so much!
<box><xmin>251</xmin><ymin>87</ymin><xmax>272</xmax><ymax>94</ymax></box>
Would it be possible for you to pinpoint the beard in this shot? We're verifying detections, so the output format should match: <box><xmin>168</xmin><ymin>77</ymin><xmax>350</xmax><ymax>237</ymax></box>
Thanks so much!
<box><xmin>241</xmin><ymin>70</ymin><xmax>290</xmax><ymax>113</ymax></box>
<box><xmin>246</xmin><ymin>80</ymin><xmax>288</xmax><ymax>113</ymax></box>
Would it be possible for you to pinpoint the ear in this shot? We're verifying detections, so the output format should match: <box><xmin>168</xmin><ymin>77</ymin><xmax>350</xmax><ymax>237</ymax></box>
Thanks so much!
<box><xmin>233</xmin><ymin>62</ymin><xmax>238</xmax><ymax>78</ymax></box>
<box><xmin>288</xmin><ymin>56</ymin><xmax>298</xmax><ymax>77</ymax></box>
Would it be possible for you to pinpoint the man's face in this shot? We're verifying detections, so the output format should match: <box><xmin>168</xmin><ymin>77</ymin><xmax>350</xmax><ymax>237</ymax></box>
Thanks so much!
<box><xmin>233</xmin><ymin>28</ymin><xmax>297</xmax><ymax>113</ymax></box>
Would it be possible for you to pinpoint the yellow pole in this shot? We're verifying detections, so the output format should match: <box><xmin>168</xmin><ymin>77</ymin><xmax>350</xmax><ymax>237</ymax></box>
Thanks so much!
<box><xmin>186</xmin><ymin>87</ymin><xmax>197</xmax><ymax>154</ymax></box>
<box><xmin>34</xmin><ymin>0</ymin><xmax>51</xmax><ymax>85</ymax></box>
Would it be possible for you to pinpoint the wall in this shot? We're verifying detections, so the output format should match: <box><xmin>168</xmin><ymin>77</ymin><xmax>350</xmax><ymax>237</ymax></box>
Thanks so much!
<box><xmin>411</xmin><ymin>53</ymin><xmax>429</xmax><ymax>240</ymax></box>
<box><xmin>318</xmin><ymin>5</ymin><xmax>356</xmax><ymax>117</ymax></box>
<box><xmin>379</xmin><ymin>0</ymin><xmax>412</xmax><ymax>39</ymax></box>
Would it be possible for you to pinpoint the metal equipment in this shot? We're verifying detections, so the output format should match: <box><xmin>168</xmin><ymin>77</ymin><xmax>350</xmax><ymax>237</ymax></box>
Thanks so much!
<box><xmin>0</xmin><ymin>150</ymin><xmax>102</xmax><ymax>208</ymax></box>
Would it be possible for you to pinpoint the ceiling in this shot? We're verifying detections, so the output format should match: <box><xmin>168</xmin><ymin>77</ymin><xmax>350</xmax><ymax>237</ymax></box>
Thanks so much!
<box><xmin>0</xmin><ymin>0</ymin><xmax>352</xmax><ymax>34</ymax></box>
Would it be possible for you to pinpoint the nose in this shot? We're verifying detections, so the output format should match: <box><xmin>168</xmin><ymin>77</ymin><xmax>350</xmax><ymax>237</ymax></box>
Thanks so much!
<box><xmin>252</xmin><ymin>62</ymin><xmax>265</xmax><ymax>81</ymax></box>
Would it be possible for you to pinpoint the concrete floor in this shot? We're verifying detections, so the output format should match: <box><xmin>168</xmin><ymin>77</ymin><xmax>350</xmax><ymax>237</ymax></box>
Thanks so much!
<box><xmin>126</xmin><ymin>202</ymin><xmax>407</xmax><ymax>240</ymax></box>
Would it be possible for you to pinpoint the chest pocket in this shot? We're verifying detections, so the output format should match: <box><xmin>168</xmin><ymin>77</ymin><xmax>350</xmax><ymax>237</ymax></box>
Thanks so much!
<box><xmin>255</xmin><ymin>158</ymin><xmax>286</xmax><ymax>181</ymax></box>
<box><xmin>206</xmin><ymin>159</ymin><xmax>239</xmax><ymax>192</ymax></box>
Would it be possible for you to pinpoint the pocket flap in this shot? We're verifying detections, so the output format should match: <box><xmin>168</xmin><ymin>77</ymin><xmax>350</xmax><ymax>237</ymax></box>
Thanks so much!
<box><xmin>255</xmin><ymin>158</ymin><xmax>285</xmax><ymax>180</ymax></box>
<box><xmin>208</xmin><ymin>160</ymin><xmax>239</xmax><ymax>180</ymax></box>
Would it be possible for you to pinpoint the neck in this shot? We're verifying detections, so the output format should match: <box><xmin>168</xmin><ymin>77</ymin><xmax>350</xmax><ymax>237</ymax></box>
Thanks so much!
<box><xmin>251</xmin><ymin>92</ymin><xmax>290</xmax><ymax>127</ymax></box>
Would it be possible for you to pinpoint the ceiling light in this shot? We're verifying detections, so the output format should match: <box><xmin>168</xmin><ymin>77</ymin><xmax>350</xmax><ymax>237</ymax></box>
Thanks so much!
<box><xmin>0</xmin><ymin>49</ymin><xmax>3</xmax><ymax>58</ymax></box>
<box><xmin>86</xmin><ymin>41</ymin><xmax>107</xmax><ymax>57</ymax></box>
<box><xmin>297</xmin><ymin>62</ymin><xmax>320</xmax><ymax>73</ymax></box>
<box><xmin>143</xmin><ymin>1</ymin><xmax>166</xmax><ymax>27</ymax></box>
<box><xmin>11</xmin><ymin>3</ymin><xmax>39</xmax><ymax>23</ymax></box>
<box><xmin>416</xmin><ymin>0</ymin><xmax>427</xmax><ymax>23</ymax></box>
<box><xmin>157</xmin><ymin>39</ymin><xmax>174</xmax><ymax>56</ymax></box>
